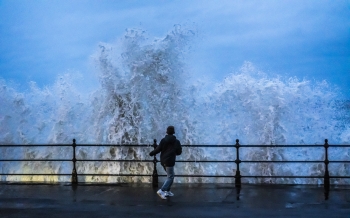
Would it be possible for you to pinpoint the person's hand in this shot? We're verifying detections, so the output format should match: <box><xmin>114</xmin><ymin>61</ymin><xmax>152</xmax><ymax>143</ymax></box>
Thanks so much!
<box><xmin>149</xmin><ymin>152</ymin><xmax>153</xmax><ymax>156</ymax></box>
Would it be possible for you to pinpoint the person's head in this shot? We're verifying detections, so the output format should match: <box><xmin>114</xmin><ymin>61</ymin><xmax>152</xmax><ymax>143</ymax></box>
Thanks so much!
<box><xmin>166</xmin><ymin>126</ymin><xmax>175</xmax><ymax>135</ymax></box>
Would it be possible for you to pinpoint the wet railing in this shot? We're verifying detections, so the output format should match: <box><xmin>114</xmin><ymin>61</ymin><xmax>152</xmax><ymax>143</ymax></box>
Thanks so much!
<box><xmin>0</xmin><ymin>139</ymin><xmax>349</xmax><ymax>193</ymax></box>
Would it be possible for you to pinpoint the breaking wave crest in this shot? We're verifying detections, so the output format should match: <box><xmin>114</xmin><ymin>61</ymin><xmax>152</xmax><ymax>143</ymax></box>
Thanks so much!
<box><xmin>0</xmin><ymin>26</ymin><xmax>349</xmax><ymax>184</ymax></box>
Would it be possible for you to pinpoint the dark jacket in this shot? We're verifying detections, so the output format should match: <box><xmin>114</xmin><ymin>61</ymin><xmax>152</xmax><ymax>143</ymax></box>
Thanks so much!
<box><xmin>149</xmin><ymin>135</ymin><xmax>182</xmax><ymax>167</ymax></box>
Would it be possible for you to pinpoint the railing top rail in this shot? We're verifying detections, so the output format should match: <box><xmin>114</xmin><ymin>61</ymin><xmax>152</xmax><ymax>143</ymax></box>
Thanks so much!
<box><xmin>239</xmin><ymin>145</ymin><xmax>350</xmax><ymax>148</ymax></box>
<box><xmin>1</xmin><ymin>144</ymin><xmax>349</xmax><ymax>148</ymax></box>
<box><xmin>1</xmin><ymin>173</ymin><xmax>349</xmax><ymax>179</ymax></box>
<box><xmin>1</xmin><ymin>159</ymin><xmax>349</xmax><ymax>163</ymax></box>
<box><xmin>178</xmin><ymin>145</ymin><xmax>349</xmax><ymax>147</ymax></box>
<box><xmin>71</xmin><ymin>144</ymin><xmax>152</xmax><ymax>147</ymax></box>
<box><xmin>0</xmin><ymin>144</ymin><xmax>152</xmax><ymax>147</ymax></box>
<box><xmin>0</xmin><ymin>144</ymin><xmax>72</xmax><ymax>147</ymax></box>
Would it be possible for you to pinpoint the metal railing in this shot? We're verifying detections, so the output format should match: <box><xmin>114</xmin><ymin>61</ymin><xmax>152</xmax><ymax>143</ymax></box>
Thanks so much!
<box><xmin>0</xmin><ymin>139</ymin><xmax>349</xmax><ymax>192</ymax></box>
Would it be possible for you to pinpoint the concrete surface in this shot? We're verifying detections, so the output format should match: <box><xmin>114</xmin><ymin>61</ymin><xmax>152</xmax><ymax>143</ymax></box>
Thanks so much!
<box><xmin>0</xmin><ymin>183</ymin><xmax>349</xmax><ymax>218</ymax></box>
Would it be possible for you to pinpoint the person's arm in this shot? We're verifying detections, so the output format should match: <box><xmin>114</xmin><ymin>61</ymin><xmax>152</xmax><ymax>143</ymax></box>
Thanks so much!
<box><xmin>175</xmin><ymin>140</ymin><xmax>182</xmax><ymax>155</ymax></box>
<box><xmin>149</xmin><ymin>141</ymin><xmax>162</xmax><ymax>156</ymax></box>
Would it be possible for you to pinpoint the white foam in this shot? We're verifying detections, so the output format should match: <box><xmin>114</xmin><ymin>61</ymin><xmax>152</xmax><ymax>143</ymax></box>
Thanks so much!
<box><xmin>0</xmin><ymin>26</ymin><xmax>349</xmax><ymax>184</ymax></box>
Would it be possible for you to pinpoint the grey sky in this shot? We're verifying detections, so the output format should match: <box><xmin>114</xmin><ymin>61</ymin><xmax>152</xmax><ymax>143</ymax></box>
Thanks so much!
<box><xmin>0</xmin><ymin>0</ymin><xmax>349</xmax><ymax>97</ymax></box>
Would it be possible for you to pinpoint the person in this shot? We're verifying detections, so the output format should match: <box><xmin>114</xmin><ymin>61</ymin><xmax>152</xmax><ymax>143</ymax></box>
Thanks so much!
<box><xmin>149</xmin><ymin>125</ymin><xmax>182</xmax><ymax>200</ymax></box>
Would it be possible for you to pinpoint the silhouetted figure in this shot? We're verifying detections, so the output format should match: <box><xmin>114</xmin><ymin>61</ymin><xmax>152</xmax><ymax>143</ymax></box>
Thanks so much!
<box><xmin>149</xmin><ymin>126</ymin><xmax>182</xmax><ymax>199</ymax></box>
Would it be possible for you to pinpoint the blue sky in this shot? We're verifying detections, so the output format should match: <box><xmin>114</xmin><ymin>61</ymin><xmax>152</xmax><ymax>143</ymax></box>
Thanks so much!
<box><xmin>0</xmin><ymin>0</ymin><xmax>349</xmax><ymax>97</ymax></box>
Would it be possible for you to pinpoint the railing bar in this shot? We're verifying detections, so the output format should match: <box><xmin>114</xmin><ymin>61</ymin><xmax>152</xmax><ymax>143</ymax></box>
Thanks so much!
<box><xmin>330</xmin><ymin>176</ymin><xmax>350</xmax><ymax>178</ymax></box>
<box><xmin>70</xmin><ymin>144</ymin><xmax>350</xmax><ymax>148</ymax></box>
<box><xmin>0</xmin><ymin>145</ymin><xmax>349</xmax><ymax>147</ymax></box>
<box><xmin>75</xmin><ymin>174</ymin><xmax>237</xmax><ymax>177</ymax></box>
<box><xmin>0</xmin><ymin>174</ymin><xmax>234</xmax><ymax>177</ymax></box>
<box><xmin>79</xmin><ymin>174</ymin><xmax>152</xmax><ymax>176</ymax></box>
<box><xmin>79</xmin><ymin>160</ymin><xmax>339</xmax><ymax>163</ymax></box>
<box><xmin>176</xmin><ymin>160</ymin><xmax>236</xmax><ymax>162</ymax></box>
<box><xmin>183</xmin><ymin>145</ymin><xmax>240</xmax><ymax>147</ymax></box>
<box><xmin>241</xmin><ymin>161</ymin><xmax>325</xmax><ymax>163</ymax></box>
<box><xmin>1</xmin><ymin>160</ymin><xmax>349</xmax><ymax>163</ymax></box>
<box><xmin>0</xmin><ymin>145</ymin><xmax>72</xmax><ymax>147</ymax></box>
<box><xmin>0</xmin><ymin>160</ymin><xmax>72</xmax><ymax>162</ymax></box>
<box><xmin>239</xmin><ymin>145</ymin><xmax>325</xmax><ymax>148</ymax></box>
<box><xmin>0</xmin><ymin>144</ymin><xmax>150</xmax><ymax>147</ymax></box>
<box><xmin>1</xmin><ymin>139</ymin><xmax>349</xmax><ymax>184</ymax></box>
<box><xmin>185</xmin><ymin>145</ymin><xmax>322</xmax><ymax>148</ymax></box>
<box><xmin>77</xmin><ymin>160</ymin><xmax>154</xmax><ymax>162</ymax></box>
<box><xmin>0</xmin><ymin>174</ymin><xmax>72</xmax><ymax>176</ymax></box>
<box><xmin>329</xmin><ymin>161</ymin><xmax>350</xmax><ymax>163</ymax></box>
<box><xmin>239</xmin><ymin>145</ymin><xmax>349</xmax><ymax>148</ymax></box>
<box><xmin>184</xmin><ymin>145</ymin><xmax>350</xmax><ymax>147</ymax></box>
<box><xmin>157</xmin><ymin>175</ymin><xmax>236</xmax><ymax>177</ymax></box>
<box><xmin>1</xmin><ymin>173</ymin><xmax>349</xmax><ymax>179</ymax></box>
<box><xmin>78</xmin><ymin>175</ymin><xmax>345</xmax><ymax>178</ymax></box>
<box><xmin>68</xmin><ymin>144</ymin><xmax>151</xmax><ymax>147</ymax></box>
<box><xmin>76</xmin><ymin>160</ymin><xmax>236</xmax><ymax>162</ymax></box>
<box><xmin>241</xmin><ymin>176</ymin><xmax>324</xmax><ymax>178</ymax></box>
<box><xmin>175</xmin><ymin>160</ymin><xmax>321</xmax><ymax>163</ymax></box>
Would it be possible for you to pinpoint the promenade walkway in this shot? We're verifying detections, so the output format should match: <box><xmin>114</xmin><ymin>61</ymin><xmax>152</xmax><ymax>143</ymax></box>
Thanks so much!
<box><xmin>0</xmin><ymin>183</ymin><xmax>349</xmax><ymax>217</ymax></box>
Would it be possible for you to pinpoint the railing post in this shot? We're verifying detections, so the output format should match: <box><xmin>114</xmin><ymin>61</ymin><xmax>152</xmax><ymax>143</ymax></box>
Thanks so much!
<box><xmin>234</xmin><ymin>139</ymin><xmax>241</xmax><ymax>187</ymax></box>
<box><xmin>152</xmin><ymin>139</ymin><xmax>158</xmax><ymax>187</ymax></box>
<box><xmin>72</xmin><ymin>139</ymin><xmax>78</xmax><ymax>184</ymax></box>
<box><xmin>324</xmin><ymin>139</ymin><xmax>330</xmax><ymax>199</ymax></box>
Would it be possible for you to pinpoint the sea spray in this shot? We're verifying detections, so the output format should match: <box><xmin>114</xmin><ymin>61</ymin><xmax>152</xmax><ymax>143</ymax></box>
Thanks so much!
<box><xmin>0</xmin><ymin>26</ymin><xmax>349</xmax><ymax>184</ymax></box>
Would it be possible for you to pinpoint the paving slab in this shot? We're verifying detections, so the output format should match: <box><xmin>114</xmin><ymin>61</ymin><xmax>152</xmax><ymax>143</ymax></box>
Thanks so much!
<box><xmin>0</xmin><ymin>183</ymin><xmax>349</xmax><ymax>218</ymax></box>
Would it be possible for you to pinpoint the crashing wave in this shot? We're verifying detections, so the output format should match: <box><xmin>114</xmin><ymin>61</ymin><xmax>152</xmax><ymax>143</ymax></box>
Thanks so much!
<box><xmin>0</xmin><ymin>26</ymin><xmax>349</xmax><ymax>184</ymax></box>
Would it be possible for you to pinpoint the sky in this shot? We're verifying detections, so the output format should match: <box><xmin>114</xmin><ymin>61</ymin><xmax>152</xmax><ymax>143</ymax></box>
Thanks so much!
<box><xmin>0</xmin><ymin>0</ymin><xmax>349</xmax><ymax>98</ymax></box>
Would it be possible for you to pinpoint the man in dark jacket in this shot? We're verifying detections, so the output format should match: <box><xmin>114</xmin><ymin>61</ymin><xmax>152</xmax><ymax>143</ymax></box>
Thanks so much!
<box><xmin>149</xmin><ymin>125</ymin><xmax>182</xmax><ymax>199</ymax></box>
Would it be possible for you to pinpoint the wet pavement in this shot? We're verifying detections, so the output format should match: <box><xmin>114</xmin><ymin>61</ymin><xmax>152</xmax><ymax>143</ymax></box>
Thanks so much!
<box><xmin>0</xmin><ymin>183</ymin><xmax>349</xmax><ymax>218</ymax></box>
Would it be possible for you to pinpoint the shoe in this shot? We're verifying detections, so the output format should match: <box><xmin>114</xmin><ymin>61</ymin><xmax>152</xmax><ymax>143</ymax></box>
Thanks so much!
<box><xmin>157</xmin><ymin>189</ymin><xmax>167</xmax><ymax>200</ymax></box>
<box><xmin>165</xmin><ymin>191</ymin><xmax>174</xmax><ymax>197</ymax></box>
